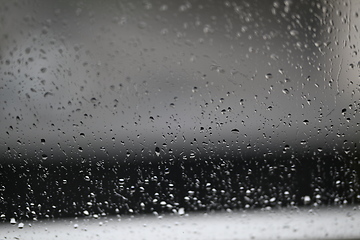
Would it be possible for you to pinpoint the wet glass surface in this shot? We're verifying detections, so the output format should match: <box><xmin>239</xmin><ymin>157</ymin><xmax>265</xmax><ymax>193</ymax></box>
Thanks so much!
<box><xmin>0</xmin><ymin>0</ymin><xmax>359</xmax><ymax>238</ymax></box>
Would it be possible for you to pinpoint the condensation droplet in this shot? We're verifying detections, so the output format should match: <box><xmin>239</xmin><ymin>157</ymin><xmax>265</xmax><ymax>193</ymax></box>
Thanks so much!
<box><xmin>155</xmin><ymin>146</ymin><xmax>160</xmax><ymax>156</ymax></box>
<box><xmin>304</xmin><ymin>196</ymin><xmax>311</xmax><ymax>204</ymax></box>
<box><xmin>289</xmin><ymin>30</ymin><xmax>299</xmax><ymax>36</ymax></box>
<box><xmin>231</xmin><ymin>129</ymin><xmax>240</xmax><ymax>134</ymax></box>
<box><xmin>10</xmin><ymin>218</ymin><xmax>16</xmax><ymax>224</ymax></box>
<box><xmin>265</xmin><ymin>73</ymin><xmax>273</xmax><ymax>79</ymax></box>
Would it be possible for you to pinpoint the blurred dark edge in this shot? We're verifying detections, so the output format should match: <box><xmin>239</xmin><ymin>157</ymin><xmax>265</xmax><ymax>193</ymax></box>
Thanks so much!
<box><xmin>0</xmin><ymin>150</ymin><xmax>359</xmax><ymax>221</ymax></box>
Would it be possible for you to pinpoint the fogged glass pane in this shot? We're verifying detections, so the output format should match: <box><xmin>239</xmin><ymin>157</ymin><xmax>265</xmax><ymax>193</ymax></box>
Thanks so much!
<box><xmin>0</xmin><ymin>0</ymin><xmax>359</xmax><ymax>238</ymax></box>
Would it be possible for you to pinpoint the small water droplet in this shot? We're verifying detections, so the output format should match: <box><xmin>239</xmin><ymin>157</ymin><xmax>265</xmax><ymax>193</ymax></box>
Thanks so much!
<box><xmin>283</xmin><ymin>145</ymin><xmax>290</xmax><ymax>151</ymax></box>
<box><xmin>178</xmin><ymin>208</ymin><xmax>185</xmax><ymax>215</ymax></box>
<box><xmin>282</xmin><ymin>89</ymin><xmax>289</xmax><ymax>94</ymax></box>
<box><xmin>44</xmin><ymin>92</ymin><xmax>53</xmax><ymax>97</ymax></box>
<box><xmin>265</xmin><ymin>73</ymin><xmax>273</xmax><ymax>79</ymax></box>
<box><xmin>304</xmin><ymin>196</ymin><xmax>311</xmax><ymax>204</ymax></box>
<box><xmin>341</xmin><ymin>108</ymin><xmax>347</xmax><ymax>115</ymax></box>
<box><xmin>289</xmin><ymin>30</ymin><xmax>299</xmax><ymax>36</ymax></box>
<box><xmin>231</xmin><ymin>129</ymin><xmax>240</xmax><ymax>134</ymax></box>
<box><xmin>155</xmin><ymin>147</ymin><xmax>160</xmax><ymax>156</ymax></box>
<box><xmin>10</xmin><ymin>218</ymin><xmax>16</xmax><ymax>224</ymax></box>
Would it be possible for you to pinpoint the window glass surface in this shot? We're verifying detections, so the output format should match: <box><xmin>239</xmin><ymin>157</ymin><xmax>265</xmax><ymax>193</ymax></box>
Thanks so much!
<box><xmin>0</xmin><ymin>0</ymin><xmax>359</xmax><ymax>239</ymax></box>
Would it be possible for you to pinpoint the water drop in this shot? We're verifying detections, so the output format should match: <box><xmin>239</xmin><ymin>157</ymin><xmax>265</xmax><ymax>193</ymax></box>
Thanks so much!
<box><xmin>265</xmin><ymin>73</ymin><xmax>273</xmax><ymax>79</ymax></box>
<box><xmin>282</xmin><ymin>89</ymin><xmax>289</xmax><ymax>94</ymax></box>
<box><xmin>304</xmin><ymin>196</ymin><xmax>311</xmax><ymax>204</ymax></box>
<box><xmin>341</xmin><ymin>108</ymin><xmax>347</xmax><ymax>115</ymax></box>
<box><xmin>178</xmin><ymin>208</ymin><xmax>185</xmax><ymax>215</ymax></box>
<box><xmin>155</xmin><ymin>146</ymin><xmax>160</xmax><ymax>156</ymax></box>
<box><xmin>283</xmin><ymin>145</ymin><xmax>290</xmax><ymax>151</ymax></box>
<box><xmin>231</xmin><ymin>128</ymin><xmax>240</xmax><ymax>134</ymax></box>
<box><xmin>289</xmin><ymin>30</ymin><xmax>299</xmax><ymax>36</ymax></box>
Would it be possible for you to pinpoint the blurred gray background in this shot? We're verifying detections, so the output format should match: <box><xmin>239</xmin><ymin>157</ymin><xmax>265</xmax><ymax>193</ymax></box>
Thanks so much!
<box><xmin>1</xmin><ymin>0</ymin><xmax>358</xmax><ymax>163</ymax></box>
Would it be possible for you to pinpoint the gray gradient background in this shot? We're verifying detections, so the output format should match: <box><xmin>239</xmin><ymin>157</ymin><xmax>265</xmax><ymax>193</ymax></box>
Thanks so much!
<box><xmin>0</xmin><ymin>0</ymin><xmax>359</xmax><ymax>163</ymax></box>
